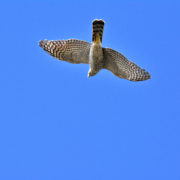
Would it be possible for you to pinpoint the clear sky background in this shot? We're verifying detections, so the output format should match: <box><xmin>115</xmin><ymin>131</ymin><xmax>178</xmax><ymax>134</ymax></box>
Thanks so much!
<box><xmin>0</xmin><ymin>0</ymin><xmax>180</xmax><ymax>180</ymax></box>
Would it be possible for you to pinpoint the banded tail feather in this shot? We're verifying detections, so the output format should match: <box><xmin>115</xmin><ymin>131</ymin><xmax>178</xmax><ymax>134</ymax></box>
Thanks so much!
<box><xmin>92</xmin><ymin>19</ymin><xmax>105</xmax><ymax>43</ymax></box>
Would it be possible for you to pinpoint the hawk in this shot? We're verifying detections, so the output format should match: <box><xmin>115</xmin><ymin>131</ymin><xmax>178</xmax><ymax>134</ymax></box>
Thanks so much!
<box><xmin>39</xmin><ymin>19</ymin><xmax>151</xmax><ymax>81</ymax></box>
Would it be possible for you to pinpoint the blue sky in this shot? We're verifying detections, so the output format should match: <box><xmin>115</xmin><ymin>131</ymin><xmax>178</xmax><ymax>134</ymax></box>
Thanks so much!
<box><xmin>0</xmin><ymin>1</ymin><xmax>180</xmax><ymax>180</ymax></box>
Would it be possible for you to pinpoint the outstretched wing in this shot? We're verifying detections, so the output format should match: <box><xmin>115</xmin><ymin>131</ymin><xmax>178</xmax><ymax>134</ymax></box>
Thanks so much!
<box><xmin>39</xmin><ymin>39</ymin><xmax>91</xmax><ymax>64</ymax></box>
<box><xmin>103</xmin><ymin>48</ymin><xmax>151</xmax><ymax>81</ymax></box>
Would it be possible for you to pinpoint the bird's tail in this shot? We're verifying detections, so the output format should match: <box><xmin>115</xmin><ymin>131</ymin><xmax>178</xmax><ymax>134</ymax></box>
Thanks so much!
<box><xmin>92</xmin><ymin>19</ymin><xmax>105</xmax><ymax>43</ymax></box>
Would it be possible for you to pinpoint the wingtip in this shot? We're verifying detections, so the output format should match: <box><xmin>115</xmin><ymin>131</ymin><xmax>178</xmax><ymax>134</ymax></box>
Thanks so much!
<box><xmin>145</xmin><ymin>71</ymin><xmax>151</xmax><ymax>80</ymax></box>
<box><xmin>129</xmin><ymin>71</ymin><xmax>151</xmax><ymax>82</ymax></box>
<box><xmin>141</xmin><ymin>69</ymin><xmax>151</xmax><ymax>81</ymax></box>
<box><xmin>38</xmin><ymin>40</ymin><xmax>45</xmax><ymax>47</ymax></box>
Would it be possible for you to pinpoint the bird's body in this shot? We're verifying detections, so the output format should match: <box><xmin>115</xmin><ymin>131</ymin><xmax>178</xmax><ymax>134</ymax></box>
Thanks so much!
<box><xmin>89</xmin><ymin>41</ymin><xmax>103</xmax><ymax>77</ymax></box>
<box><xmin>39</xmin><ymin>19</ymin><xmax>151</xmax><ymax>81</ymax></box>
<box><xmin>88</xmin><ymin>20</ymin><xmax>104</xmax><ymax>77</ymax></box>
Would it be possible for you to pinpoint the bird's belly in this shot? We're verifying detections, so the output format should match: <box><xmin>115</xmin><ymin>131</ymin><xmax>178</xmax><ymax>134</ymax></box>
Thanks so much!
<box><xmin>89</xmin><ymin>43</ymin><xmax>104</xmax><ymax>71</ymax></box>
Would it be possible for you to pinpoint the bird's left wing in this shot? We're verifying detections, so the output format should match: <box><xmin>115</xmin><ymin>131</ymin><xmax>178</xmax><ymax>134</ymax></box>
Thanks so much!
<box><xmin>39</xmin><ymin>39</ymin><xmax>91</xmax><ymax>64</ymax></box>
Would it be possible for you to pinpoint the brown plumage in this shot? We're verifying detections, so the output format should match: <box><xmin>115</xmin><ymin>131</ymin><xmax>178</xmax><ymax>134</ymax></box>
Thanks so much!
<box><xmin>39</xmin><ymin>19</ymin><xmax>151</xmax><ymax>81</ymax></box>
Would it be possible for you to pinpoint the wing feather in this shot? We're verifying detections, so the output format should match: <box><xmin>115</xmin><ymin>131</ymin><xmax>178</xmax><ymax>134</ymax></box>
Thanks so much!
<box><xmin>39</xmin><ymin>39</ymin><xmax>91</xmax><ymax>64</ymax></box>
<box><xmin>103</xmin><ymin>48</ymin><xmax>151</xmax><ymax>81</ymax></box>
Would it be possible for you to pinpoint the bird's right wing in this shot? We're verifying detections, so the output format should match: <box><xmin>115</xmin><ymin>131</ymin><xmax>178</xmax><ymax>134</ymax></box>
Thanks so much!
<box><xmin>103</xmin><ymin>48</ymin><xmax>151</xmax><ymax>81</ymax></box>
<box><xmin>39</xmin><ymin>39</ymin><xmax>91</xmax><ymax>64</ymax></box>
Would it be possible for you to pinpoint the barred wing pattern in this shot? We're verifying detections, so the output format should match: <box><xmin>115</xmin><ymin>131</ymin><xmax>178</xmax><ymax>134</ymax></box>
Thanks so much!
<box><xmin>103</xmin><ymin>48</ymin><xmax>151</xmax><ymax>81</ymax></box>
<box><xmin>39</xmin><ymin>39</ymin><xmax>91</xmax><ymax>64</ymax></box>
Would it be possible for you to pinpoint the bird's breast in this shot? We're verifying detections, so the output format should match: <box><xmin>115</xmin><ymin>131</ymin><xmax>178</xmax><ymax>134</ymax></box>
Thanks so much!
<box><xmin>89</xmin><ymin>42</ymin><xmax>103</xmax><ymax>65</ymax></box>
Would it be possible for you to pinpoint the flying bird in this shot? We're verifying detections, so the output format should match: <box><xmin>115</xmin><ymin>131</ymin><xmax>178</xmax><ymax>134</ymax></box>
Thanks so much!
<box><xmin>39</xmin><ymin>19</ymin><xmax>151</xmax><ymax>81</ymax></box>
